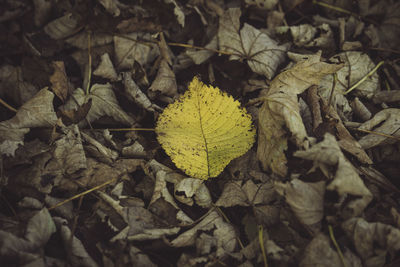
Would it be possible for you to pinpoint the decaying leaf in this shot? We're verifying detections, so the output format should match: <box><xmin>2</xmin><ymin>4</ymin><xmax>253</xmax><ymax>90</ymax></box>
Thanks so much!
<box><xmin>93</xmin><ymin>53</ymin><xmax>118</xmax><ymax>81</ymax></box>
<box><xmin>171</xmin><ymin>210</ymin><xmax>237</xmax><ymax>258</ymax></box>
<box><xmin>294</xmin><ymin>133</ymin><xmax>372</xmax><ymax>217</ymax></box>
<box><xmin>114</xmin><ymin>33</ymin><xmax>157</xmax><ymax>69</ymax></box>
<box><xmin>275</xmin><ymin>179</ymin><xmax>325</xmax><ymax>231</ymax></box>
<box><xmin>218</xmin><ymin>8</ymin><xmax>289</xmax><ymax>79</ymax></box>
<box><xmin>0</xmin><ymin>88</ymin><xmax>57</xmax><ymax>156</ymax></box>
<box><xmin>342</xmin><ymin>217</ymin><xmax>400</xmax><ymax>265</ymax></box>
<box><xmin>156</xmin><ymin>77</ymin><xmax>256</xmax><ymax>179</ymax></box>
<box><xmin>357</xmin><ymin>108</ymin><xmax>400</xmax><ymax>149</ymax></box>
<box><xmin>319</xmin><ymin>51</ymin><xmax>380</xmax><ymax>100</ymax></box>
<box><xmin>49</xmin><ymin>61</ymin><xmax>69</xmax><ymax>102</ymax></box>
<box><xmin>300</xmin><ymin>233</ymin><xmax>361</xmax><ymax>267</ymax></box>
<box><xmin>216</xmin><ymin>180</ymin><xmax>275</xmax><ymax>207</ymax></box>
<box><xmin>257</xmin><ymin>53</ymin><xmax>343</xmax><ymax>176</ymax></box>
<box><xmin>44</xmin><ymin>13</ymin><xmax>81</xmax><ymax>40</ymax></box>
<box><xmin>62</xmin><ymin>83</ymin><xmax>135</xmax><ymax>126</ymax></box>
<box><xmin>148</xmin><ymin>59</ymin><xmax>177</xmax><ymax>99</ymax></box>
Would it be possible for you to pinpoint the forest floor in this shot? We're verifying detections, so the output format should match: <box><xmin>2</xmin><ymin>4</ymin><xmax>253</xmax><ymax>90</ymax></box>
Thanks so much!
<box><xmin>1</xmin><ymin>0</ymin><xmax>400</xmax><ymax>266</ymax></box>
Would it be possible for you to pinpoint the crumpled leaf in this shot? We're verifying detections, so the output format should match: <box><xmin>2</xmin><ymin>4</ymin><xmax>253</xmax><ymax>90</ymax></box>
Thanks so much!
<box><xmin>257</xmin><ymin>53</ymin><xmax>343</xmax><ymax>176</ymax></box>
<box><xmin>357</xmin><ymin>108</ymin><xmax>400</xmax><ymax>149</ymax></box>
<box><xmin>156</xmin><ymin>77</ymin><xmax>256</xmax><ymax>179</ymax></box>
<box><xmin>294</xmin><ymin>133</ymin><xmax>372</xmax><ymax>217</ymax></box>
<box><xmin>218</xmin><ymin>8</ymin><xmax>288</xmax><ymax>79</ymax></box>
<box><xmin>93</xmin><ymin>53</ymin><xmax>118</xmax><ymax>81</ymax></box>
<box><xmin>277</xmin><ymin>23</ymin><xmax>335</xmax><ymax>49</ymax></box>
<box><xmin>275</xmin><ymin>179</ymin><xmax>325</xmax><ymax>231</ymax></box>
<box><xmin>49</xmin><ymin>61</ymin><xmax>69</xmax><ymax>102</ymax></box>
<box><xmin>163</xmin><ymin>0</ymin><xmax>185</xmax><ymax>27</ymax></box>
<box><xmin>0</xmin><ymin>209</ymin><xmax>56</xmax><ymax>265</ymax></box>
<box><xmin>300</xmin><ymin>233</ymin><xmax>361</xmax><ymax>267</ymax></box>
<box><xmin>44</xmin><ymin>13</ymin><xmax>80</xmax><ymax>40</ymax></box>
<box><xmin>148</xmin><ymin>59</ymin><xmax>177</xmax><ymax>99</ymax></box>
<box><xmin>114</xmin><ymin>33</ymin><xmax>158</xmax><ymax>69</ymax></box>
<box><xmin>146</xmin><ymin>159</ymin><xmax>212</xmax><ymax>208</ymax></box>
<box><xmin>53</xmin><ymin>125</ymin><xmax>87</xmax><ymax>175</ymax></box>
<box><xmin>53</xmin><ymin>217</ymin><xmax>98</xmax><ymax>267</ymax></box>
<box><xmin>319</xmin><ymin>51</ymin><xmax>380</xmax><ymax>100</ymax></box>
<box><xmin>97</xmin><ymin>0</ymin><xmax>121</xmax><ymax>17</ymax></box>
<box><xmin>0</xmin><ymin>88</ymin><xmax>57</xmax><ymax>156</ymax></box>
<box><xmin>62</xmin><ymin>83</ymin><xmax>135</xmax><ymax>126</ymax></box>
<box><xmin>342</xmin><ymin>217</ymin><xmax>400</xmax><ymax>265</ymax></box>
<box><xmin>0</xmin><ymin>64</ymin><xmax>38</xmax><ymax>105</ymax></box>
<box><xmin>186</xmin><ymin>36</ymin><xmax>218</xmax><ymax>65</ymax></box>
<box><xmin>216</xmin><ymin>180</ymin><xmax>275</xmax><ymax>207</ymax></box>
<box><xmin>171</xmin><ymin>210</ymin><xmax>237</xmax><ymax>258</ymax></box>
<box><xmin>121</xmin><ymin>206</ymin><xmax>180</xmax><ymax>241</ymax></box>
<box><xmin>123</xmin><ymin>72</ymin><xmax>160</xmax><ymax>112</ymax></box>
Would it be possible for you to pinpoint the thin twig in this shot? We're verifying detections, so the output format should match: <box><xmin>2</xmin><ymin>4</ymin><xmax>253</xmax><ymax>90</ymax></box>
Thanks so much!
<box><xmin>344</xmin><ymin>61</ymin><xmax>384</xmax><ymax>95</ymax></box>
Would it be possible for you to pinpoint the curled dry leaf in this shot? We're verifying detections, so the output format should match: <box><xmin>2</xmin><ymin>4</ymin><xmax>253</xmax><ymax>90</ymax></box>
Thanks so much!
<box><xmin>275</xmin><ymin>179</ymin><xmax>325</xmax><ymax>230</ymax></box>
<box><xmin>342</xmin><ymin>217</ymin><xmax>400</xmax><ymax>264</ymax></box>
<box><xmin>358</xmin><ymin>108</ymin><xmax>400</xmax><ymax>149</ymax></box>
<box><xmin>294</xmin><ymin>133</ymin><xmax>372</xmax><ymax>217</ymax></box>
<box><xmin>257</xmin><ymin>53</ymin><xmax>343</xmax><ymax>176</ymax></box>
<box><xmin>319</xmin><ymin>51</ymin><xmax>380</xmax><ymax>100</ymax></box>
<box><xmin>216</xmin><ymin>180</ymin><xmax>275</xmax><ymax>207</ymax></box>
<box><xmin>218</xmin><ymin>8</ymin><xmax>288</xmax><ymax>79</ymax></box>
<box><xmin>44</xmin><ymin>13</ymin><xmax>81</xmax><ymax>40</ymax></box>
<box><xmin>0</xmin><ymin>88</ymin><xmax>57</xmax><ymax>156</ymax></box>
<box><xmin>93</xmin><ymin>53</ymin><xmax>118</xmax><ymax>81</ymax></box>
<box><xmin>50</xmin><ymin>61</ymin><xmax>69</xmax><ymax>102</ymax></box>
<box><xmin>62</xmin><ymin>83</ymin><xmax>135</xmax><ymax>126</ymax></box>
<box><xmin>148</xmin><ymin>59</ymin><xmax>177</xmax><ymax>99</ymax></box>
<box><xmin>171</xmin><ymin>211</ymin><xmax>237</xmax><ymax>258</ymax></box>
<box><xmin>114</xmin><ymin>33</ymin><xmax>157</xmax><ymax>69</ymax></box>
<box><xmin>186</xmin><ymin>35</ymin><xmax>218</xmax><ymax>65</ymax></box>
<box><xmin>300</xmin><ymin>233</ymin><xmax>361</xmax><ymax>267</ymax></box>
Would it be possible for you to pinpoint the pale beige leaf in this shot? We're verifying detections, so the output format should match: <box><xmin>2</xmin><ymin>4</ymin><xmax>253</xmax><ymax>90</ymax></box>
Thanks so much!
<box><xmin>148</xmin><ymin>60</ymin><xmax>177</xmax><ymax>98</ymax></box>
<box><xmin>275</xmin><ymin>179</ymin><xmax>325</xmax><ymax>228</ymax></box>
<box><xmin>218</xmin><ymin>8</ymin><xmax>288</xmax><ymax>79</ymax></box>
<box><xmin>257</xmin><ymin>53</ymin><xmax>343</xmax><ymax>176</ymax></box>
<box><xmin>93</xmin><ymin>53</ymin><xmax>118</xmax><ymax>81</ymax></box>
<box><xmin>62</xmin><ymin>83</ymin><xmax>135</xmax><ymax>126</ymax></box>
<box><xmin>358</xmin><ymin>108</ymin><xmax>400</xmax><ymax>149</ymax></box>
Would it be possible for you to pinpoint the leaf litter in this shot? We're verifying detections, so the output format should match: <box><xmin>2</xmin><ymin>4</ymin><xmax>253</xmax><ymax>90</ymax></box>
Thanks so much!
<box><xmin>0</xmin><ymin>1</ymin><xmax>400</xmax><ymax>266</ymax></box>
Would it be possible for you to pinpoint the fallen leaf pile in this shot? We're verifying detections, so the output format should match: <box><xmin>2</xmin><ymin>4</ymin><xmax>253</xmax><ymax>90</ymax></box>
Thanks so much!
<box><xmin>0</xmin><ymin>1</ymin><xmax>400</xmax><ymax>266</ymax></box>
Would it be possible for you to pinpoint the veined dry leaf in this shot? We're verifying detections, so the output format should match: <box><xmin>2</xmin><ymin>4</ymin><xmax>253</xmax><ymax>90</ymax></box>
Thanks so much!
<box><xmin>218</xmin><ymin>8</ymin><xmax>288</xmax><ymax>79</ymax></box>
<box><xmin>358</xmin><ymin>108</ymin><xmax>400</xmax><ymax>149</ymax></box>
<box><xmin>156</xmin><ymin>77</ymin><xmax>256</xmax><ymax>179</ymax></box>
<box><xmin>257</xmin><ymin>53</ymin><xmax>343</xmax><ymax>176</ymax></box>
<box><xmin>62</xmin><ymin>83</ymin><xmax>135</xmax><ymax>126</ymax></box>
<box><xmin>50</xmin><ymin>61</ymin><xmax>69</xmax><ymax>102</ymax></box>
<box><xmin>93</xmin><ymin>53</ymin><xmax>118</xmax><ymax>81</ymax></box>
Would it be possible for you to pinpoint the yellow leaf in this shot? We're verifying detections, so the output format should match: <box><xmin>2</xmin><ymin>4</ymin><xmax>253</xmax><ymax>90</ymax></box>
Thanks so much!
<box><xmin>156</xmin><ymin>77</ymin><xmax>255</xmax><ymax>180</ymax></box>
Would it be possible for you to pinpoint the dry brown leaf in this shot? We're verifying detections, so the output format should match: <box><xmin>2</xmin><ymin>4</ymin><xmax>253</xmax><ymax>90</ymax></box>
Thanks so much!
<box><xmin>93</xmin><ymin>53</ymin><xmax>118</xmax><ymax>81</ymax></box>
<box><xmin>148</xmin><ymin>59</ymin><xmax>177</xmax><ymax>99</ymax></box>
<box><xmin>171</xmin><ymin>211</ymin><xmax>237</xmax><ymax>258</ymax></box>
<box><xmin>257</xmin><ymin>53</ymin><xmax>343</xmax><ymax>176</ymax></box>
<box><xmin>216</xmin><ymin>180</ymin><xmax>275</xmax><ymax>207</ymax></box>
<box><xmin>62</xmin><ymin>83</ymin><xmax>135</xmax><ymax>126</ymax></box>
<box><xmin>294</xmin><ymin>133</ymin><xmax>372</xmax><ymax>217</ymax></box>
<box><xmin>44</xmin><ymin>13</ymin><xmax>80</xmax><ymax>40</ymax></box>
<box><xmin>358</xmin><ymin>108</ymin><xmax>400</xmax><ymax>149</ymax></box>
<box><xmin>49</xmin><ymin>61</ymin><xmax>69</xmax><ymax>102</ymax></box>
<box><xmin>0</xmin><ymin>64</ymin><xmax>38</xmax><ymax>105</ymax></box>
<box><xmin>0</xmin><ymin>88</ymin><xmax>57</xmax><ymax>156</ymax></box>
<box><xmin>218</xmin><ymin>8</ymin><xmax>288</xmax><ymax>79</ymax></box>
<box><xmin>342</xmin><ymin>217</ymin><xmax>400</xmax><ymax>265</ymax></box>
<box><xmin>320</xmin><ymin>98</ymin><xmax>372</xmax><ymax>164</ymax></box>
<box><xmin>275</xmin><ymin>179</ymin><xmax>325</xmax><ymax>230</ymax></box>
<box><xmin>300</xmin><ymin>233</ymin><xmax>361</xmax><ymax>267</ymax></box>
<box><xmin>114</xmin><ymin>33</ymin><xmax>158</xmax><ymax>69</ymax></box>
